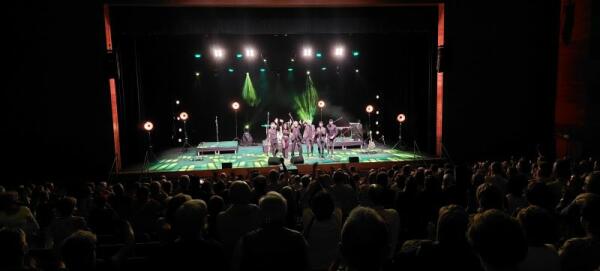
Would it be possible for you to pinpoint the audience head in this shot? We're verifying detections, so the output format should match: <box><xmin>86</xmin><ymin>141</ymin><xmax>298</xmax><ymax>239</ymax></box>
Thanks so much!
<box><xmin>583</xmin><ymin>171</ymin><xmax>600</xmax><ymax>194</ymax></box>
<box><xmin>175</xmin><ymin>199</ymin><xmax>208</xmax><ymax>239</ymax></box>
<box><xmin>525</xmin><ymin>181</ymin><xmax>551</xmax><ymax>210</ymax></box>
<box><xmin>229</xmin><ymin>181</ymin><xmax>252</xmax><ymax>205</ymax></box>
<box><xmin>437</xmin><ymin>205</ymin><xmax>469</xmax><ymax>244</ymax></box>
<box><xmin>537</xmin><ymin>161</ymin><xmax>552</xmax><ymax>179</ymax></box>
<box><xmin>577</xmin><ymin>193</ymin><xmax>600</xmax><ymax>236</ymax></box>
<box><xmin>333</xmin><ymin>170</ymin><xmax>347</xmax><ymax>185</ymax></box>
<box><xmin>56</xmin><ymin>196</ymin><xmax>77</xmax><ymax>217</ymax></box>
<box><xmin>517</xmin><ymin>205</ymin><xmax>557</xmax><ymax>246</ymax></box>
<box><xmin>468</xmin><ymin>209</ymin><xmax>527</xmax><ymax>270</ymax></box>
<box><xmin>310</xmin><ymin>191</ymin><xmax>335</xmax><ymax>221</ymax></box>
<box><xmin>476</xmin><ymin>183</ymin><xmax>504</xmax><ymax>212</ymax></box>
<box><xmin>61</xmin><ymin>230</ymin><xmax>97</xmax><ymax>271</ymax></box>
<box><xmin>0</xmin><ymin>227</ymin><xmax>27</xmax><ymax>269</ymax></box>
<box><xmin>165</xmin><ymin>193</ymin><xmax>191</xmax><ymax>224</ymax></box>
<box><xmin>259</xmin><ymin>191</ymin><xmax>287</xmax><ymax>227</ymax></box>
<box><xmin>340</xmin><ymin>207</ymin><xmax>389</xmax><ymax>271</ymax></box>
<box><xmin>367</xmin><ymin>184</ymin><xmax>386</xmax><ymax>207</ymax></box>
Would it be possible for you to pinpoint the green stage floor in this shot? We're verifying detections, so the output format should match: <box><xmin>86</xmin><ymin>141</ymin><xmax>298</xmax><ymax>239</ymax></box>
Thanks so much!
<box><xmin>132</xmin><ymin>144</ymin><xmax>429</xmax><ymax>173</ymax></box>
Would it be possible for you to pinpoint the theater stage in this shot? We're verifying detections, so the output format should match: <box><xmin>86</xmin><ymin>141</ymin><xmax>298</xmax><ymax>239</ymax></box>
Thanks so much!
<box><xmin>122</xmin><ymin>141</ymin><xmax>439</xmax><ymax>177</ymax></box>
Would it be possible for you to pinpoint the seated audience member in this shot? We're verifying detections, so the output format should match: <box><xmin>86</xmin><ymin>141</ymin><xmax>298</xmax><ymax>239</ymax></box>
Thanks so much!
<box><xmin>152</xmin><ymin>199</ymin><xmax>226</xmax><ymax>271</ymax></box>
<box><xmin>156</xmin><ymin>193</ymin><xmax>191</xmax><ymax>243</ymax></box>
<box><xmin>0</xmin><ymin>192</ymin><xmax>39</xmax><ymax>244</ymax></box>
<box><xmin>517</xmin><ymin>206</ymin><xmax>560</xmax><ymax>271</ymax></box>
<box><xmin>207</xmin><ymin>195</ymin><xmax>225</xmax><ymax>239</ymax></box>
<box><xmin>505</xmin><ymin>173</ymin><xmax>528</xmax><ymax>216</ymax></box>
<box><xmin>236</xmin><ymin>191</ymin><xmax>308</xmax><ymax>271</ymax></box>
<box><xmin>335</xmin><ymin>207</ymin><xmax>389</xmax><ymax>271</ymax></box>
<box><xmin>216</xmin><ymin>181</ymin><xmax>260</xmax><ymax>257</ymax></box>
<box><xmin>0</xmin><ymin>227</ymin><xmax>31</xmax><ymax>271</ymax></box>
<box><xmin>46</xmin><ymin>197</ymin><xmax>87</xmax><ymax>248</ymax></box>
<box><xmin>468</xmin><ymin>209</ymin><xmax>527</xmax><ymax>271</ymax></box>
<box><xmin>367</xmin><ymin>184</ymin><xmax>399</xmax><ymax>258</ymax></box>
<box><xmin>475</xmin><ymin>183</ymin><xmax>504</xmax><ymax>212</ymax></box>
<box><xmin>303</xmin><ymin>191</ymin><xmax>341</xmax><ymax>271</ymax></box>
<box><xmin>407</xmin><ymin>205</ymin><xmax>483</xmax><ymax>271</ymax></box>
<box><xmin>525</xmin><ymin>181</ymin><xmax>553</xmax><ymax>211</ymax></box>
<box><xmin>61</xmin><ymin>231</ymin><xmax>98</xmax><ymax>271</ymax></box>
<box><xmin>559</xmin><ymin>193</ymin><xmax>600</xmax><ymax>271</ymax></box>
<box><xmin>330</xmin><ymin>170</ymin><xmax>358</xmax><ymax>218</ymax></box>
<box><xmin>487</xmin><ymin>162</ymin><xmax>508</xmax><ymax>196</ymax></box>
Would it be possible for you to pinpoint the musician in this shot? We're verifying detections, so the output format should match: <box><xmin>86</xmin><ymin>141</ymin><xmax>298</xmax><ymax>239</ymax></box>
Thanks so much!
<box><xmin>281</xmin><ymin>122</ymin><xmax>291</xmax><ymax>159</ymax></box>
<box><xmin>290</xmin><ymin>121</ymin><xmax>303</xmax><ymax>157</ymax></box>
<box><xmin>267</xmin><ymin>122</ymin><xmax>279</xmax><ymax>157</ymax></box>
<box><xmin>303</xmin><ymin>120</ymin><xmax>316</xmax><ymax>156</ymax></box>
<box><xmin>326</xmin><ymin>119</ymin><xmax>338</xmax><ymax>157</ymax></box>
<box><xmin>315</xmin><ymin>121</ymin><xmax>327</xmax><ymax>158</ymax></box>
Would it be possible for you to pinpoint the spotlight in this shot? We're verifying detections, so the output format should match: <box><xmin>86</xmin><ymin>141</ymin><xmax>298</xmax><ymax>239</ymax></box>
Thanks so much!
<box><xmin>366</xmin><ymin>105</ymin><xmax>374</xmax><ymax>113</ymax></box>
<box><xmin>231</xmin><ymin>101</ymin><xmax>240</xmax><ymax>110</ymax></box>
<box><xmin>263</xmin><ymin>58</ymin><xmax>267</xmax><ymax>63</ymax></box>
<box><xmin>321</xmin><ymin>67</ymin><xmax>327</xmax><ymax>71</ymax></box>
<box><xmin>175</xmin><ymin>100</ymin><xmax>180</xmax><ymax>105</ymax></box>
<box><xmin>244</xmin><ymin>47</ymin><xmax>257</xmax><ymax>59</ymax></box>
<box><xmin>244</xmin><ymin>124</ymin><xmax>250</xmax><ymax>129</ymax></box>
<box><xmin>376</xmin><ymin>131</ymin><xmax>380</xmax><ymax>135</ymax></box>
<box><xmin>316</xmin><ymin>52</ymin><xmax>323</xmax><ymax>58</ymax></box>
<box><xmin>306</xmin><ymin>71</ymin><xmax>310</xmax><ymax>75</ymax></box>
<box><xmin>352</xmin><ymin>51</ymin><xmax>360</xmax><ymax>57</ymax></box>
<box><xmin>291</xmin><ymin>58</ymin><xmax>295</xmax><ymax>62</ymax></box>
<box><xmin>302</xmin><ymin>46</ymin><xmax>313</xmax><ymax>58</ymax></box>
<box><xmin>376</xmin><ymin>111</ymin><xmax>380</xmax><ymax>115</ymax></box>
<box><xmin>318</xmin><ymin>100</ymin><xmax>326</xmax><ymax>108</ymax></box>
<box><xmin>228</xmin><ymin>68</ymin><xmax>235</xmax><ymax>73</ymax></box>
<box><xmin>178</xmin><ymin>138</ymin><xmax>182</xmax><ymax>143</ymax></box>
<box><xmin>143</xmin><ymin>121</ymin><xmax>154</xmax><ymax>131</ymax></box>
<box><xmin>375</xmin><ymin>121</ymin><xmax>379</xmax><ymax>125</ymax></box>
<box><xmin>195</xmin><ymin>72</ymin><xmax>200</xmax><ymax>76</ymax></box>
<box><xmin>396</xmin><ymin>113</ymin><xmax>406</xmax><ymax>123</ymax></box>
<box><xmin>178</xmin><ymin>128</ymin><xmax>182</xmax><ymax>132</ymax></box>
<box><xmin>375</xmin><ymin>95</ymin><xmax>379</xmax><ymax>99</ymax></box>
<box><xmin>236</xmin><ymin>53</ymin><xmax>243</xmax><ymax>59</ymax></box>
<box><xmin>355</xmin><ymin>69</ymin><xmax>359</xmax><ymax>73</ymax></box>
<box><xmin>194</xmin><ymin>53</ymin><xmax>202</xmax><ymax>59</ymax></box>
<box><xmin>179</xmin><ymin>112</ymin><xmax>189</xmax><ymax>121</ymax></box>
<box><xmin>333</xmin><ymin>45</ymin><xmax>345</xmax><ymax>58</ymax></box>
<box><xmin>288</xmin><ymin>68</ymin><xmax>294</xmax><ymax>72</ymax></box>
<box><xmin>260</xmin><ymin>68</ymin><xmax>266</xmax><ymax>72</ymax></box>
<box><xmin>212</xmin><ymin>47</ymin><xmax>225</xmax><ymax>59</ymax></box>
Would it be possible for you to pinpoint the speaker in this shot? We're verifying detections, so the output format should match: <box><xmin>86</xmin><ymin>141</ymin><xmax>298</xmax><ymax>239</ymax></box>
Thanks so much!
<box><xmin>291</xmin><ymin>156</ymin><xmax>304</xmax><ymax>164</ymax></box>
<box><xmin>349</xmin><ymin>157</ymin><xmax>359</xmax><ymax>163</ymax></box>
<box><xmin>268</xmin><ymin>157</ymin><xmax>282</xmax><ymax>165</ymax></box>
<box><xmin>222</xmin><ymin>162</ymin><xmax>232</xmax><ymax>169</ymax></box>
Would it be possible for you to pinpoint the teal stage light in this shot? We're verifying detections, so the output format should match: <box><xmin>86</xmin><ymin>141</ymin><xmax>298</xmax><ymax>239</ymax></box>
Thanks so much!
<box><xmin>260</xmin><ymin>68</ymin><xmax>266</xmax><ymax>72</ymax></box>
<box><xmin>288</xmin><ymin>68</ymin><xmax>294</xmax><ymax>72</ymax></box>
<box><xmin>236</xmin><ymin>53</ymin><xmax>243</xmax><ymax>59</ymax></box>
<box><xmin>316</xmin><ymin>52</ymin><xmax>323</xmax><ymax>58</ymax></box>
<box><xmin>228</xmin><ymin>68</ymin><xmax>235</xmax><ymax>73</ymax></box>
<box><xmin>321</xmin><ymin>67</ymin><xmax>327</xmax><ymax>71</ymax></box>
<box><xmin>352</xmin><ymin>51</ymin><xmax>360</xmax><ymax>57</ymax></box>
<box><xmin>194</xmin><ymin>53</ymin><xmax>202</xmax><ymax>59</ymax></box>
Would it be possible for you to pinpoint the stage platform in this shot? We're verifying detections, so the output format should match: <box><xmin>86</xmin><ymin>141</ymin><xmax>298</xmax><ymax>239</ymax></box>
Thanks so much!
<box><xmin>122</xmin><ymin>143</ymin><xmax>440</xmax><ymax>177</ymax></box>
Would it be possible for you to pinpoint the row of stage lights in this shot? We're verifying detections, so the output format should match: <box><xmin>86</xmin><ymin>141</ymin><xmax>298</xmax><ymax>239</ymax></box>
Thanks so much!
<box><xmin>144</xmin><ymin>100</ymin><xmax>405</xmax><ymax>141</ymax></box>
<box><xmin>194</xmin><ymin>45</ymin><xmax>359</xmax><ymax>61</ymax></box>
<box><xmin>195</xmin><ymin>68</ymin><xmax>359</xmax><ymax>76</ymax></box>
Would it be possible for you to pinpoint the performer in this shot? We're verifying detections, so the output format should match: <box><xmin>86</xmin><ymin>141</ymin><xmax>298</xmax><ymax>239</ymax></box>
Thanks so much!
<box><xmin>267</xmin><ymin>122</ymin><xmax>279</xmax><ymax>157</ymax></box>
<box><xmin>315</xmin><ymin>121</ymin><xmax>327</xmax><ymax>158</ymax></box>
<box><xmin>281</xmin><ymin>122</ymin><xmax>291</xmax><ymax>159</ymax></box>
<box><xmin>290</xmin><ymin>121</ymin><xmax>303</xmax><ymax>157</ymax></box>
<box><xmin>303</xmin><ymin>120</ymin><xmax>316</xmax><ymax>156</ymax></box>
<box><xmin>326</xmin><ymin>118</ymin><xmax>338</xmax><ymax>157</ymax></box>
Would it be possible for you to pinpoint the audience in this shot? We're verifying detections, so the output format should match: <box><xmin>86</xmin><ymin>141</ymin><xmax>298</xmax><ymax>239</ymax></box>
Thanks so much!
<box><xmin>0</xmin><ymin>156</ymin><xmax>598</xmax><ymax>271</ymax></box>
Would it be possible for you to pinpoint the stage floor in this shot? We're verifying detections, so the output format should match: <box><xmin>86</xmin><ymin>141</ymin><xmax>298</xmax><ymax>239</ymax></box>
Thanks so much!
<box><xmin>123</xmin><ymin>143</ymin><xmax>434</xmax><ymax>176</ymax></box>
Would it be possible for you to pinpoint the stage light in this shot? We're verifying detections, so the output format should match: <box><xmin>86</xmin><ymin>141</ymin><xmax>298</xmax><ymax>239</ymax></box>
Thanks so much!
<box><xmin>177</xmin><ymin>117</ymin><xmax>180</xmax><ymax>121</ymax></box>
<box><xmin>143</xmin><ymin>121</ymin><xmax>154</xmax><ymax>131</ymax></box>
<box><xmin>236</xmin><ymin>53</ymin><xmax>243</xmax><ymax>59</ymax></box>
<box><xmin>396</xmin><ymin>113</ymin><xmax>406</xmax><ymax>123</ymax></box>
<box><xmin>316</xmin><ymin>52</ymin><xmax>323</xmax><ymax>58</ymax></box>
<box><xmin>352</xmin><ymin>51</ymin><xmax>360</xmax><ymax>57</ymax></box>
<box><xmin>263</xmin><ymin>58</ymin><xmax>267</xmax><ymax>63</ymax></box>
<box><xmin>178</xmin><ymin>138</ymin><xmax>182</xmax><ymax>143</ymax></box>
<box><xmin>355</xmin><ymin>69</ymin><xmax>359</xmax><ymax>73</ymax></box>
<box><xmin>321</xmin><ymin>67</ymin><xmax>327</xmax><ymax>71</ymax></box>
<box><xmin>318</xmin><ymin>100</ymin><xmax>325</xmax><ymax>108</ymax></box>
<box><xmin>288</xmin><ymin>68</ymin><xmax>294</xmax><ymax>72</ymax></box>
<box><xmin>228</xmin><ymin>68</ymin><xmax>235</xmax><ymax>73</ymax></box>
<box><xmin>244</xmin><ymin>47</ymin><xmax>257</xmax><ymax>59</ymax></box>
<box><xmin>244</xmin><ymin>124</ymin><xmax>250</xmax><ymax>129</ymax></box>
<box><xmin>179</xmin><ymin>112</ymin><xmax>189</xmax><ymax>121</ymax></box>
<box><xmin>232</xmin><ymin>101</ymin><xmax>240</xmax><ymax>110</ymax></box>
<box><xmin>260</xmin><ymin>68</ymin><xmax>266</xmax><ymax>72</ymax></box>
<box><xmin>195</xmin><ymin>72</ymin><xmax>200</xmax><ymax>76</ymax></box>
<box><xmin>376</xmin><ymin>111</ymin><xmax>380</xmax><ymax>115</ymax></box>
<box><xmin>376</xmin><ymin>121</ymin><xmax>379</xmax><ymax>125</ymax></box>
<box><xmin>376</xmin><ymin>131</ymin><xmax>380</xmax><ymax>135</ymax></box>
<box><xmin>333</xmin><ymin>45</ymin><xmax>345</xmax><ymax>58</ymax></box>
<box><xmin>291</xmin><ymin>58</ymin><xmax>295</xmax><ymax>62</ymax></box>
<box><xmin>366</xmin><ymin>105</ymin><xmax>374</xmax><ymax>113</ymax></box>
<box><xmin>194</xmin><ymin>53</ymin><xmax>202</xmax><ymax>59</ymax></box>
<box><xmin>302</xmin><ymin>46</ymin><xmax>313</xmax><ymax>58</ymax></box>
<box><xmin>306</xmin><ymin>71</ymin><xmax>310</xmax><ymax>75</ymax></box>
<box><xmin>212</xmin><ymin>47</ymin><xmax>225</xmax><ymax>59</ymax></box>
<box><xmin>375</xmin><ymin>95</ymin><xmax>379</xmax><ymax>99</ymax></box>
<box><xmin>179</xmin><ymin>128</ymin><xmax>182</xmax><ymax>132</ymax></box>
<box><xmin>175</xmin><ymin>100</ymin><xmax>180</xmax><ymax>105</ymax></box>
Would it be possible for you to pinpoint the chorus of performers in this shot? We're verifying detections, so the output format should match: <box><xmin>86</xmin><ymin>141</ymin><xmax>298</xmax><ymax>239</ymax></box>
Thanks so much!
<box><xmin>266</xmin><ymin>114</ymin><xmax>338</xmax><ymax>159</ymax></box>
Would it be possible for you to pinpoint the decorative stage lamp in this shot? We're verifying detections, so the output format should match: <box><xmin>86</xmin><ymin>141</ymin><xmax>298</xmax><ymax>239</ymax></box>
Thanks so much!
<box><xmin>231</xmin><ymin>102</ymin><xmax>240</xmax><ymax>141</ymax></box>
<box><xmin>318</xmin><ymin>100</ymin><xmax>326</xmax><ymax>121</ymax></box>
<box><xmin>365</xmin><ymin>105</ymin><xmax>374</xmax><ymax>136</ymax></box>
<box><xmin>142</xmin><ymin>121</ymin><xmax>156</xmax><ymax>173</ymax></box>
<box><xmin>392</xmin><ymin>113</ymin><xmax>407</xmax><ymax>150</ymax></box>
<box><xmin>179</xmin><ymin>112</ymin><xmax>191</xmax><ymax>150</ymax></box>
<box><xmin>143</xmin><ymin>121</ymin><xmax>154</xmax><ymax>132</ymax></box>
